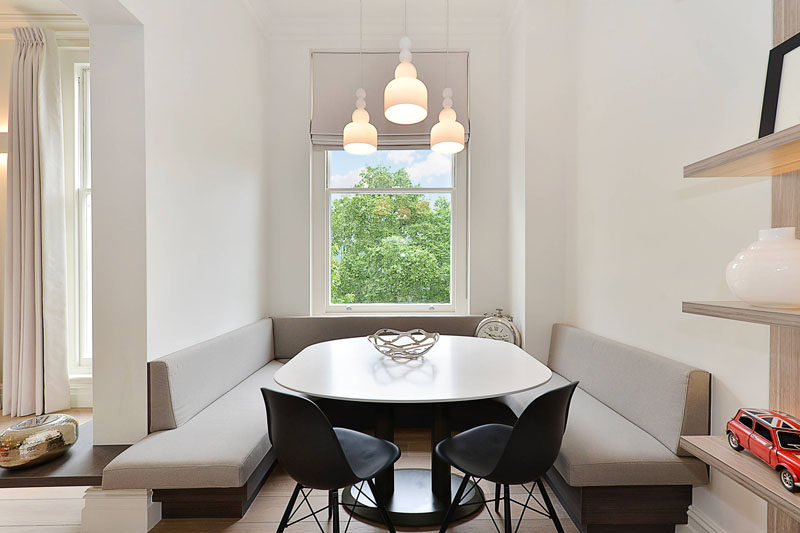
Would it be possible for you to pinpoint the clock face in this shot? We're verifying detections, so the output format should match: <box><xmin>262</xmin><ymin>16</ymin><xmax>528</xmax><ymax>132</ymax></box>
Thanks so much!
<box><xmin>477</xmin><ymin>320</ymin><xmax>516</xmax><ymax>344</ymax></box>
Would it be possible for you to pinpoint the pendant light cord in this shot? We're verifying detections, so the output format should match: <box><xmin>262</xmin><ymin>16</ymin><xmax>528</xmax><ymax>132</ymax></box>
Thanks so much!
<box><xmin>444</xmin><ymin>0</ymin><xmax>449</xmax><ymax>88</ymax></box>
<box><xmin>359</xmin><ymin>0</ymin><xmax>364</xmax><ymax>89</ymax></box>
<box><xmin>404</xmin><ymin>0</ymin><xmax>407</xmax><ymax>37</ymax></box>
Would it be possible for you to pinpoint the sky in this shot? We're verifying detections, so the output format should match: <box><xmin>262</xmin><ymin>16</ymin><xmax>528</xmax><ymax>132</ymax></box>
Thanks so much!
<box><xmin>329</xmin><ymin>149</ymin><xmax>453</xmax><ymax>188</ymax></box>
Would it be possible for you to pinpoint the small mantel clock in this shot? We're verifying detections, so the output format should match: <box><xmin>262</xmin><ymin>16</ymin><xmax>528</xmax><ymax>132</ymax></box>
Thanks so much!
<box><xmin>474</xmin><ymin>308</ymin><xmax>522</xmax><ymax>347</ymax></box>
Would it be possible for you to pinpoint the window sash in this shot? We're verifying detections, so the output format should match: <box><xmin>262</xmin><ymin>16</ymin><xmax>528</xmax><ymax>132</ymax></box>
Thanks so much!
<box><xmin>312</xmin><ymin>148</ymin><xmax>468</xmax><ymax>315</ymax></box>
<box><xmin>75</xmin><ymin>63</ymin><xmax>92</xmax><ymax>370</ymax></box>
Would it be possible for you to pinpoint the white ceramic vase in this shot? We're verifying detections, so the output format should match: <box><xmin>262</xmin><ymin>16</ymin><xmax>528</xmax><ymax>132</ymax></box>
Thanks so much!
<box><xmin>726</xmin><ymin>227</ymin><xmax>800</xmax><ymax>308</ymax></box>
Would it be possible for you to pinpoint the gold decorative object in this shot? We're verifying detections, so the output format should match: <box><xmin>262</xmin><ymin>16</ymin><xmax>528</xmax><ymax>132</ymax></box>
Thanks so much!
<box><xmin>368</xmin><ymin>328</ymin><xmax>440</xmax><ymax>361</ymax></box>
<box><xmin>0</xmin><ymin>414</ymin><xmax>79</xmax><ymax>469</ymax></box>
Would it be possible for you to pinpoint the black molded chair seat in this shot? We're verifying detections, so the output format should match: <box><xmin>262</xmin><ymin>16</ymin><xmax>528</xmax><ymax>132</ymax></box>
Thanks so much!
<box><xmin>262</xmin><ymin>388</ymin><xmax>399</xmax><ymax>532</ymax></box>
<box><xmin>435</xmin><ymin>382</ymin><xmax>578</xmax><ymax>533</ymax></box>
<box><xmin>334</xmin><ymin>427</ymin><xmax>401</xmax><ymax>480</ymax></box>
<box><xmin>435</xmin><ymin>424</ymin><xmax>512</xmax><ymax>480</ymax></box>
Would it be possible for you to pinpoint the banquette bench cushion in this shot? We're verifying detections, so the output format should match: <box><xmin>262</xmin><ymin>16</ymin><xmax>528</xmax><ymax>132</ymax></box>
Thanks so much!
<box><xmin>103</xmin><ymin>319</ymin><xmax>279</xmax><ymax>490</ymax></box>
<box><xmin>498</xmin><ymin>324</ymin><xmax>710</xmax><ymax>487</ymax></box>
<box><xmin>103</xmin><ymin>315</ymin><xmax>484</xmax><ymax>496</ymax></box>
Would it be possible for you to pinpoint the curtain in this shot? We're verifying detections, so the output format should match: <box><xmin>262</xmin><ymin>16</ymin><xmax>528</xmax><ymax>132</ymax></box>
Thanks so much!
<box><xmin>2</xmin><ymin>27</ymin><xmax>69</xmax><ymax>416</ymax></box>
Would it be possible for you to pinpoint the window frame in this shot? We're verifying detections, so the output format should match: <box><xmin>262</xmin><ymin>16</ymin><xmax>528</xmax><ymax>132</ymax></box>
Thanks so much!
<box><xmin>311</xmin><ymin>146</ymin><xmax>468</xmax><ymax>315</ymax></box>
<box><xmin>63</xmin><ymin>56</ymin><xmax>92</xmax><ymax>377</ymax></box>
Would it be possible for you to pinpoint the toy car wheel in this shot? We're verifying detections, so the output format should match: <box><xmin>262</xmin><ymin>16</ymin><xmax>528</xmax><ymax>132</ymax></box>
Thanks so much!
<box><xmin>780</xmin><ymin>468</ymin><xmax>799</xmax><ymax>492</ymax></box>
<box><xmin>727</xmin><ymin>431</ymin><xmax>744</xmax><ymax>451</ymax></box>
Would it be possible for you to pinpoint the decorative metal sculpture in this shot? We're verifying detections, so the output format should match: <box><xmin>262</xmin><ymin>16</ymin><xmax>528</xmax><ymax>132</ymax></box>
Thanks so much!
<box><xmin>368</xmin><ymin>328</ymin><xmax>440</xmax><ymax>361</ymax></box>
<box><xmin>0</xmin><ymin>414</ymin><xmax>79</xmax><ymax>469</ymax></box>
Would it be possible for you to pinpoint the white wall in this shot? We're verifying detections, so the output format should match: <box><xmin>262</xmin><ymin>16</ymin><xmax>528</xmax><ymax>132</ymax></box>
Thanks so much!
<box><xmin>117</xmin><ymin>0</ymin><xmax>271</xmax><ymax>360</ymax></box>
<box><xmin>507</xmin><ymin>1</ymin><xmax>575</xmax><ymax>360</ymax></box>
<box><xmin>264</xmin><ymin>26</ymin><xmax>511</xmax><ymax>318</ymax></box>
<box><xmin>561</xmin><ymin>1</ymin><xmax>772</xmax><ymax>531</ymax></box>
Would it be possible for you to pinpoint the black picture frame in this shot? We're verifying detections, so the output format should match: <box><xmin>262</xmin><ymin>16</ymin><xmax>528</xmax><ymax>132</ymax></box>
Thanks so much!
<box><xmin>760</xmin><ymin>31</ymin><xmax>800</xmax><ymax>138</ymax></box>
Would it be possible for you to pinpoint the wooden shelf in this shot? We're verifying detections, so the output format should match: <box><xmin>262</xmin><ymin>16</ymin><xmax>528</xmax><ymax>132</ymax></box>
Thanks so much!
<box><xmin>0</xmin><ymin>423</ymin><xmax>127</xmax><ymax>488</ymax></box>
<box><xmin>681</xmin><ymin>435</ymin><xmax>800</xmax><ymax>522</ymax></box>
<box><xmin>684</xmin><ymin>123</ymin><xmax>800</xmax><ymax>177</ymax></box>
<box><xmin>682</xmin><ymin>301</ymin><xmax>800</xmax><ymax>328</ymax></box>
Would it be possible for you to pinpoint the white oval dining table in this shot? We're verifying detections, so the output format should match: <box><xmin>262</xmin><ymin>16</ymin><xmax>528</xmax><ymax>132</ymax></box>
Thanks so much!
<box><xmin>274</xmin><ymin>335</ymin><xmax>552</xmax><ymax>527</ymax></box>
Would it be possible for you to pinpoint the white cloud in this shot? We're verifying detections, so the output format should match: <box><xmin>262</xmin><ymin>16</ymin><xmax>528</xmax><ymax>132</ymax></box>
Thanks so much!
<box><xmin>406</xmin><ymin>152</ymin><xmax>451</xmax><ymax>185</ymax></box>
<box><xmin>387</xmin><ymin>150</ymin><xmax>417</xmax><ymax>165</ymax></box>
<box><xmin>330</xmin><ymin>167</ymin><xmax>365</xmax><ymax>188</ymax></box>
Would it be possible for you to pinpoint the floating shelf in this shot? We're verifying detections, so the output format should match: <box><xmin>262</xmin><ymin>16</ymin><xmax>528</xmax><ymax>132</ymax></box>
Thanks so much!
<box><xmin>681</xmin><ymin>435</ymin><xmax>800</xmax><ymax>523</ymax></box>
<box><xmin>0</xmin><ymin>423</ymin><xmax>127</xmax><ymax>488</ymax></box>
<box><xmin>682</xmin><ymin>301</ymin><xmax>800</xmax><ymax>328</ymax></box>
<box><xmin>684</xmin><ymin>123</ymin><xmax>800</xmax><ymax>178</ymax></box>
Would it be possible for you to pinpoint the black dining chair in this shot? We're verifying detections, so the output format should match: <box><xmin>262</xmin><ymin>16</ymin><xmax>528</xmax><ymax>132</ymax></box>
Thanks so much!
<box><xmin>261</xmin><ymin>388</ymin><xmax>400</xmax><ymax>533</ymax></box>
<box><xmin>435</xmin><ymin>381</ymin><xmax>579</xmax><ymax>533</ymax></box>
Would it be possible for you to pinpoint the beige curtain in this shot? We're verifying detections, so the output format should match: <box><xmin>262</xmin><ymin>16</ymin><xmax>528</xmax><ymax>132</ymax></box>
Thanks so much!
<box><xmin>2</xmin><ymin>27</ymin><xmax>69</xmax><ymax>416</ymax></box>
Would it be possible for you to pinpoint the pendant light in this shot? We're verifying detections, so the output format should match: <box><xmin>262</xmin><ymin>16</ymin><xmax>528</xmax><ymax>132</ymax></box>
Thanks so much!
<box><xmin>431</xmin><ymin>0</ymin><xmax>465</xmax><ymax>154</ymax></box>
<box><xmin>384</xmin><ymin>0</ymin><xmax>428</xmax><ymax>125</ymax></box>
<box><xmin>344</xmin><ymin>0</ymin><xmax>377</xmax><ymax>155</ymax></box>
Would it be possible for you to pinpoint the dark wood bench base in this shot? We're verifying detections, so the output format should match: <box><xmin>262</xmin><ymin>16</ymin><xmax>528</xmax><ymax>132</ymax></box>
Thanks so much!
<box><xmin>544</xmin><ymin>467</ymin><xmax>692</xmax><ymax>533</ymax></box>
<box><xmin>152</xmin><ymin>448</ymin><xmax>277</xmax><ymax>519</ymax></box>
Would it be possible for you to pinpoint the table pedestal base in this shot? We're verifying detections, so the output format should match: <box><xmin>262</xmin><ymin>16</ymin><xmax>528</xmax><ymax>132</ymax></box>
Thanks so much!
<box><xmin>341</xmin><ymin>468</ymin><xmax>483</xmax><ymax>527</ymax></box>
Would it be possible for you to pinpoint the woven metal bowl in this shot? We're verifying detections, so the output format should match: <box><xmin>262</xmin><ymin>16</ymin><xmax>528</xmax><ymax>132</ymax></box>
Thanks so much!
<box><xmin>368</xmin><ymin>328</ymin><xmax>440</xmax><ymax>361</ymax></box>
<box><xmin>0</xmin><ymin>414</ymin><xmax>79</xmax><ymax>469</ymax></box>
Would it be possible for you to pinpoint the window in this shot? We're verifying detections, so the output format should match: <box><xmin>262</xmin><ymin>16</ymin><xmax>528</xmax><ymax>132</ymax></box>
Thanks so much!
<box><xmin>754</xmin><ymin>422</ymin><xmax>773</xmax><ymax>443</ymax></box>
<box><xmin>63</xmin><ymin>57</ymin><xmax>92</xmax><ymax>377</ymax></box>
<box><xmin>739</xmin><ymin>415</ymin><xmax>754</xmax><ymax>429</ymax></box>
<box><xmin>74</xmin><ymin>64</ymin><xmax>92</xmax><ymax>371</ymax></box>
<box><xmin>312</xmin><ymin>148</ymin><xmax>467</xmax><ymax>314</ymax></box>
<box><xmin>778</xmin><ymin>431</ymin><xmax>800</xmax><ymax>450</ymax></box>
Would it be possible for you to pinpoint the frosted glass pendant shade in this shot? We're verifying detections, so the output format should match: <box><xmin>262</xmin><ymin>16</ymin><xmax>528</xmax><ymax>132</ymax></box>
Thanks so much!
<box><xmin>384</xmin><ymin>36</ymin><xmax>428</xmax><ymax>125</ymax></box>
<box><xmin>343</xmin><ymin>88</ymin><xmax>377</xmax><ymax>155</ymax></box>
<box><xmin>431</xmin><ymin>89</ymin><xmax>465</xmax><ymax>154</ymax></box>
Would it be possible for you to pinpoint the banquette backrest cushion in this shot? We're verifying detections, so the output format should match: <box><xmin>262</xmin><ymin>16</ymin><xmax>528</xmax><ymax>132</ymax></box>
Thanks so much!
<box><xmin>148</xmin><ymin>318</ymin><xmax>275</xmax><ymax>432</ymax></box>
<box><xmin>547</xmin><ymin>323</ymin><xmax>710</xmax><ymax>456</ymax></box>
<box><xmin>271</xmin><ymin>315</ymin><xmax>484</xmax><ymax>359</ymax></box>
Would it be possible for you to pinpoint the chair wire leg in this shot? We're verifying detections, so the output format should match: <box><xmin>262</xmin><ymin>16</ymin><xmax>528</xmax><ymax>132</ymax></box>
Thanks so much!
<box><xmin>331</xmin><ymin>489</ymin><xmax>340</xmax><ymax>533</ymax></box>
<box><xmin>495</xmin><ymin>483</ymin><xmax>501</xmax><ymax>513</ymax></box>
<box><xmin>439</xmin><ymin>474</ymin><xmax>471</xmax><ymax>533</ymax></box>
<box><xmin>536</xmin><ymin>479</ymin><xmax>565</xmax><ymax>533</ymax></box>
<box><xmin>277</xmin><ymin>483</ymin><xmax>303</xmax><ymax>533</ymax></box>
<box><xmin>329</xmin><ymin>490</ymin><xmax>335</xmax><ymax>519</ymax></box>
<box><xmin>366</xmin><ymin>478</ymin><xmax>396</xmax><ymax>533</ymax></box>
<box><xmin>503</xmin><ymin>484</ymin><xmax>512</xmax><ymax>533</ymax></box>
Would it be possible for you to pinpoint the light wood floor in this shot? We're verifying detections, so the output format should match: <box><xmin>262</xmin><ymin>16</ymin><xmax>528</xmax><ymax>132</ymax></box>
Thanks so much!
<box><xmin>0</xmin><ymin>412</ymin><xmax>578</xmax><ymax>533</ymax></box>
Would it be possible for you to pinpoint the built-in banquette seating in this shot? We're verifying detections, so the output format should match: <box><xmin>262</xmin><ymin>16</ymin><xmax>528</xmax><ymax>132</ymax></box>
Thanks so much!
<box><xmin>495</xmin><ymin>324</ymin><xmax>711</xmax><ymax>533</ymax></box>
<box><xmin>102</xmin><ymin>317</ymin><xmax>711</xmax><ymax>531</ymax></box>
<box><xmin>102</xmin><ymin>315</ymin><xmax>484</xmax><ymax>518</ymax></box>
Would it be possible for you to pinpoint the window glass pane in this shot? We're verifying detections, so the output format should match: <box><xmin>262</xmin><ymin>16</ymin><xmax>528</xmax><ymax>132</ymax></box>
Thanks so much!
<box><xmin>330</xmin><ymin>192</ymin><xmax>451</xmax><ymax>304</ymax></box>
<box><xmin>779</xmin><ymin>431</ymin><xmax>800</xmax><ymax>449</ymax></box>
<box><xmin>754</xmin><ymin>423</ymin><xmax>773</xmax><ymax>442</ymax></box>
<box><xmin>739</xmin><ymin>415</ymin><xmax>754</xmax><ymax>429</ymax></box>
<box><xmin>329</xmin><ymin>149</ymin><xmax>452</xmax><ymax>188</ymax></box>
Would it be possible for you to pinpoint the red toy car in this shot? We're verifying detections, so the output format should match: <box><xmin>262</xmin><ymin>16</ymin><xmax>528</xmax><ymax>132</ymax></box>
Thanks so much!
<box><xmin>727</xmin><ymin>408</ymin><xmax>800</xmax><ymax>491</ymax></box>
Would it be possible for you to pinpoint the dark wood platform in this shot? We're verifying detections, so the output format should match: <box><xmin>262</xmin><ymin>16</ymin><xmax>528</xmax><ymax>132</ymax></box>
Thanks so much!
<box><xmin>152</xmin><ymin>448</ymin><xmax>277</xmax><ymax>519</ymax></box>
<box><xmin>544</xmin><ymin>467</ymin><xmax>692</xmax><ymax>533</ymax></box>
<box><xmin>0</xmin><ymin>422</ymin><xmax>127</xmax><ymax>488</ymax></box>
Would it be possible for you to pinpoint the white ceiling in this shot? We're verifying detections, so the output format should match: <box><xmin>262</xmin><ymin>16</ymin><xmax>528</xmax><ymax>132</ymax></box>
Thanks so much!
<box><xmin>247</xmin><ymin>0</ymin><xmax>518</xmax><ymax>38</ymax></box>
<box><xmin>0</xmin><ymin>0</ymin><xmax>73</xmax><ymax>16</ymax></box>
<box><xmin>255</xmin><ymin>0</ymin><xmax>515</xmax><ymax>20</ymax></box>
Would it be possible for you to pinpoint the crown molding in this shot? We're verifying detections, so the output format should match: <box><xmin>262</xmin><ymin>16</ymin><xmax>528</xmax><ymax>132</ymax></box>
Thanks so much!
<box><xmin>0</xmin><ymin>12</ymin><xmax>88</xmax><ymax>32</ymax></box>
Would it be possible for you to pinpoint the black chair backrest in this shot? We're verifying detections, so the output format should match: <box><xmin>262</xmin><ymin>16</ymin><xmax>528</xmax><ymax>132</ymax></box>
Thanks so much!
<box><xmin>489</xmin><ymin>381</ymin><xmax>579</xmax><ymax>485</ymax></box>
<box><xmin>262</xmin><ymin>388</ymin><xmax>359</xmax><ymax>490</ymax></box>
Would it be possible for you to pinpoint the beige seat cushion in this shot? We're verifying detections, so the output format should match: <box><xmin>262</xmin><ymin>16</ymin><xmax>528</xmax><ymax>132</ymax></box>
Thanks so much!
<box><xmin>103</xmin><ymin>361</ymin><xmax>285</xmax><ymax>490</ymax></box>
<box><xmin>499</xmin><ymin>372</ymin><xmax>708</xmax><ymax>487</ymax></box>
<box><xmin>272</xmin><ymin>315</ymin><xmax>483</xmax><ymax>359</ymax></box>
<box><xmin>548</xmin><ymin>324</ymin><xmax>710</xmax><ymax>456</ymax></box>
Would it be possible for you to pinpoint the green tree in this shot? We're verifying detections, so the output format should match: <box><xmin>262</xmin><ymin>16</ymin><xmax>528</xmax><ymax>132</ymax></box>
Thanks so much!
<box><xmin>330</xmin><ymin>165</ymin><xmax>451</xmax><ymax>304</ymax></box>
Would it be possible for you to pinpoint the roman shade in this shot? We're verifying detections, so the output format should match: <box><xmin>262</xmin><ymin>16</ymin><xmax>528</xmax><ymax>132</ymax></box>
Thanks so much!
<box><xmin>311</xmin><ymin>51</ymin><xmax>469</xmax><ymax>148</ymax></box>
